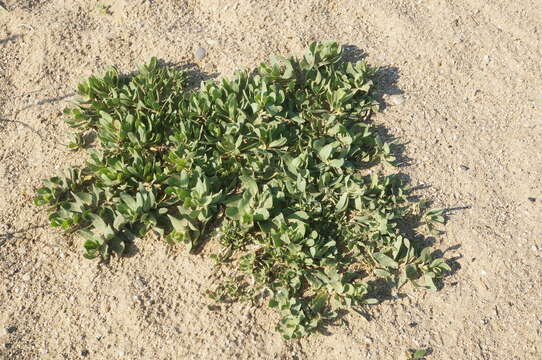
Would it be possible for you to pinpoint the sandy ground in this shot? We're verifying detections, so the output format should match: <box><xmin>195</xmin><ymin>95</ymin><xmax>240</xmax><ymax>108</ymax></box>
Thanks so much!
<box><xmin>1</xmin><ymin>0</ymin><xmax>541</xmax><ymax>359</ymax></box>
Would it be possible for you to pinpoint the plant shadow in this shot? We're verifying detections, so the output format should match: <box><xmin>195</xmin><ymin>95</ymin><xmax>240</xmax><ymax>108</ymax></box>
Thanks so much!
<box><xmin>0</xmin><ymin>225</ymin><xmax>46</xmax><ymax>248</ymax></box>
<box><xmin>159</xmin><ymin>60</ymin><xmax>220</xmax><ymax>90</ymax></box>
<box><xmin>342</xmin><ymin>43</ymin><xmax>404</xmax><ymax>109</ymax></box>
<box><xmin>0</xmin><ymin>35</ymin><xmax>21</xmax><ymax>45</ymax></box>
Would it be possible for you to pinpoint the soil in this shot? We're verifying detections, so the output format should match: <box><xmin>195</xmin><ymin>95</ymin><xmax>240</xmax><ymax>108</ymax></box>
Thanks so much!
<box><xmin>1</xmin><ymin>0</ymin><xmax>541</xmax><ymax>359</ymax></box>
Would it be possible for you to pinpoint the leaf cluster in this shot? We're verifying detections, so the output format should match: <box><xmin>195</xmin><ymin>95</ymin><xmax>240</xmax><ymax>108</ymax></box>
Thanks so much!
<box><xmin>35</xmin><ymin>42</ymin><xmax>448</xmax><ymax>338</ymax></box>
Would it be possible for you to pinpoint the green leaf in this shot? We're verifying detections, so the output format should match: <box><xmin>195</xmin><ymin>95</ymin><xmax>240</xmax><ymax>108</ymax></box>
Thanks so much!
<box><xmin>373</xmin><ymin>252</ymin><xmax>399</xmax><ymax>269</ymax></box>
<box><xmin>405</xmin><ymin>264</ymin><xmax>418</xmax><ymax>280</ymax></box>
<box><xmin>329</xmin><ymin>159</ymin><xmax>344</xmax><ymax>168</ymax></box>
<box><xmin>168</xmin><ymin>215</ymin><xmax>187</xmax><ymax>232</ymax></box>
<box><xmin>335</xmin><ymin>193</ymin><xmax>348</xmax><ymax>212</ymax></box>
<box><xmin>89</xmin><ymin>214</ymin><xmax>108</xmax><ymax>235</ymax></box>
<box><xmin>269</xmin><ymin>137</ymin><xmax>287</xmax><ymax>148</ymax></box>
<box><xmin>374</xmin><ymin>268</ymin><xmax>392</xmax><ymax>278</ymax></box>
<box><xmin>240</xmin><ymin>176</ymin><xmax>259</xmax><ymax>195</ymax></box>
<box><xmin>412</xmin><ymin>349</ymin><xmax>428</xmax><ymax>358</ymax></box>
<box><xmin>109</xmin><ymin>237</ymin><xmax>126</xmax><ymax>255</ymax></box>
<box><xmin>225</xmin><ymin>207</ymin><xmax>239</xmax><ymax>218</ymax></box>
<box><xmin>254</xmin><ymin>208</ymin><xmax>270</xmax><ymax>221</ymax></box>
<box><xmin>318</xmin><ymin>142</ymin><xmax>334</xmax><ymax>162</ymax></box>
<box><xmin>362</xmin><ymin>298</ymin><xmax>379</xmax><ymax>305</ymax></box>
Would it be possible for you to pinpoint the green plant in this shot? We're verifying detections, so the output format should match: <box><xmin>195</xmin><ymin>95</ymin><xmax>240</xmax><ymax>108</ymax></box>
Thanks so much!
<box><xmin>35</xmin><ymin>42</ymin><xmax>449</xmax><ymax>338</ymax></box>
<box><xmin>95</xmin><ymin>3</ymin><xmax>111</xmax><ymax>15</ymax></box>
<box><xmin>408</xmin><ymin>348</ymin><xmax>429</xmax><ymax>359</ymax></box>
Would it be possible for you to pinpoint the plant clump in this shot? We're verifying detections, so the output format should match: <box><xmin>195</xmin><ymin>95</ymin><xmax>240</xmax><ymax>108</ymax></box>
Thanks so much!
<box><xmin>34</xmin><ymin>42</ymin><xmax>449</xmax><ymax>338</ymax></box>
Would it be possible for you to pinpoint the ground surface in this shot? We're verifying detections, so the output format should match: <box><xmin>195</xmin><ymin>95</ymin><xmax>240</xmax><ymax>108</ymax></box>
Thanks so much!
<box><xmin>1</xmin><ymin>0</ymin><xmax>541</xmax><ymax>359</ymax></box>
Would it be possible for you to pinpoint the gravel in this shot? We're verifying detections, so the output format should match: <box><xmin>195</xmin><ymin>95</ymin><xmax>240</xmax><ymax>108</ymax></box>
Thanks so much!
<box><xmin>389</xmin><ymin>94</ymin><xmax>405</xmax><ymax>105</ymax></box>
<box><xmin>194</xmin><ymin>47</ymin><xmax>207</xmax><ymax>60</ymax></box>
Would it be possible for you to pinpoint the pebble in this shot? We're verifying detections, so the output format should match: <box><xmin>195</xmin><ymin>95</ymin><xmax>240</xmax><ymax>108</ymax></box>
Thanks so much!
<box><xmin>532</xmin><ymin>245</ymin><xmax>539</xmax><ymax>252</ymax></box>
<box><xmin>135</xmin><ymin>276</ymin><xmax>145</xmax><ymax>287</ymax></box>
<box><xmin>6</xmin><ymin>327</ymin><xmax>17</xmax><ymax>334</ymax></box>
<box><xmin>528</xmin><ymin>197</ymin><xmax>536</xmax><ymax>203</ymax></box>
<box><xmin>22</xmin><ymin>273</ymin><xmax>31</xmax><ymax>281</ymax></box>
<box><xmin>194</xmin><ymin>47</ymin><xmax>207</xmax><ymax>60</ymax></box>
<box><xmin>459</xmin><ymin>165</ymin><xmax>469</xmax><ymax>171</ymax></box>
<box><xmin>389</xmin><ymin>94</ymin><xmax>405</xmax><ymax>105</ymax></box>
<box><xmin>81</xmin><ymin>349</ymin><xmax>89</xmax><ymax>357</ymax></box>
<box><xmin>483</xmin><ymin>55</ymin><xmax>491</xmax><ymax>65</ymax></box>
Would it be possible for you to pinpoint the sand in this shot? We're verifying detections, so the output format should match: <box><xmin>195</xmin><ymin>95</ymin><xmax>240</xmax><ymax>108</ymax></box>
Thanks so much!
<box><xmin>0</xmin><ymin>0</ymin><xmax>541</xmax><ymax>359</ymax></box>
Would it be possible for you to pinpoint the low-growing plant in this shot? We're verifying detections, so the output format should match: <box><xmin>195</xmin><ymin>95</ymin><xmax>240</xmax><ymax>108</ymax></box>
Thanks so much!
<box><xmin>35</xmin><ymin>42</ymin><xmax>449</xmax><ymax>338</ymax></box>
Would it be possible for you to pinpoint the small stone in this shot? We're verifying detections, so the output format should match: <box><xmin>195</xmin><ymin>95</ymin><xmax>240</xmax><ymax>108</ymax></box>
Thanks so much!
<box><xmin>6</xmin><ymin>327</ymin><xmax>17</xmax><ymax>334</ymax></box>
<box><xmin>135</xmin><ymin>276</ymin><xmax>145</xmax><ymax>287</ymax></box>
<box><xmin>409</xmin><ymin>322</ymin><xmax>418</xmax><ymax>327</ymax></box>
<box><xmin>482</xmin><ymin>55</ymin><xmax>490</xmax><ymax>65</ymax></box>
<box><xmin>528</xmin><ymin>197</ymin><xmax>536</xmax><ymax>203</ymax></box>
<box><xmin>480</xmin><ymin>270</ymin><xmax>487</xmax><ymax>276</ymax></box>
<box><xmin>389</xmin><ymin>94</ymin><xmax>405</xmax><ymax>105</ymax></box>
<box><xmin>459</xmin><ymin>165</ymin><xmax>469</xmax><ymax>171</ymax></box>
<box><xmin>22</xmin><ymin>273</ymin><xmax>31</xmax><ymax>281</ymax></box>
<box><xmin>532</xmin><ymin>245</ymin><xmax>539</xmax><ymax>252</ymax></box>
<box><xmin>5</xmin><ymin>343</ymin><xmax>12</xmax><ymax>349</ymax></box>
<box><xmin>81</xmin><ymin>349</ymin><xmax>90</xmax><ymax>357</ymax></box>
<box><xmin>194</xmin><ymin>47</ymin><xmax>207</xmax><ymax>60</ymax></box>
